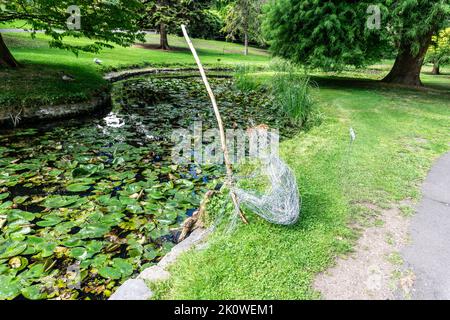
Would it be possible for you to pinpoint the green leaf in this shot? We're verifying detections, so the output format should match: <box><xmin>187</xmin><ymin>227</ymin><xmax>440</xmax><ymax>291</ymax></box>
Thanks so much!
<box><xmin>13</xmin><ymin>196</ymin><xmax>29</xmax><ymax>204</ymax></box>
<box><xmin>0</xmin><ymin>275</ymin><xmax>22</xmax><ymax>300</ymax></box>
<box><xmin>98</xmin><ymin>266</ymin><xmax>122</xmax><ymax>280</ymax></box>
<box><xmin>77</xmin><ymin>223</ymin><xmax>110</xmax><ymax>239</ymax></box>
<box><xmin>8</xmin><ymin>209</ymin><xmax>35</xmax><ymax>222</ymax></box>
<box><xmin>21</xmin><ymin>263</ymin><xmax>45</xmax><ymax>279</ymax></box>
<box><xmin>21</xmin><ymin>284</ymin><xmax>47</xmax><ymax>300</ymax></box>
<box><xmin>66</xmin><ymin>183</ymin><xmax>91</xmax><ymax>192</ymax></box>
<box><xmin>112</xmin><ymin>258</ymin><xmax>134</xmax><ymax>277</ymax></box>
<box><xmin>70</xmin><ymin>247</ymin><xmax>88</xmax><ymax>260</ymax></box>
<box><xmin>36</xmin><ymin>214</ymin><xmax>63</xmax><ymax>227</ymax></box>
<box><xmin>0</xmin><ymin>193</ymin><xmax>10</xmax><ymax>201</ymax></box>
<box><xmin>0</xmin><ymin>241</ymin><xmax>27</xmax><ymax>259</ymax></box>
<box><xmin>42</xmin><ymin>195</ymin><xmax>80</xmax><ymax>208</ymax></box>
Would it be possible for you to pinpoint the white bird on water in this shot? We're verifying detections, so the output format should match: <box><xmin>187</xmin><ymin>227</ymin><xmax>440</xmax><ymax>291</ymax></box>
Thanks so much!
<box><xmin>93</xmin><ymin>58</ymin><xmax>103</xmax><ymax>65</ymax></box>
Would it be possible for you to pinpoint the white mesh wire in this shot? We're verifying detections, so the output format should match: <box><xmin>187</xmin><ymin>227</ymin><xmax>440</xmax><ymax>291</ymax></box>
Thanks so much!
<box><xmin>233</xmin><ymin>153</ymin><xmax>301</xmax><ymax>226</ymax></box>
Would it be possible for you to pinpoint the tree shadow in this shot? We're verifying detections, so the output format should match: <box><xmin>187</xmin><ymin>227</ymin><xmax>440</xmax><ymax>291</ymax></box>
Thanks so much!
<box><xmin>309</xmin><ymin>74</ymin><xmax>450</xmax><ymax>101</ymax></box>
<box><xmin>134</xmin><ymin>43</ymin><xmax>190</xmax><ymax>52</ymax></box>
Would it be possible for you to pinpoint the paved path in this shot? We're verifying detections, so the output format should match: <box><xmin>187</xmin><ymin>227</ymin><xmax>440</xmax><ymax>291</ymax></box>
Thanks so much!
<box><xmin>402</xmin><ymin>152</ymin><xmax>450</xmax><ymax>299</ymax></box>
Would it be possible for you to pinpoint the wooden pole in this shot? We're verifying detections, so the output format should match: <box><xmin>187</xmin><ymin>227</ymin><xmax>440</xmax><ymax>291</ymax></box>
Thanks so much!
<box><xmin>181</xmin><ymin>24</ymin><xmax>248</xmax><ymax>224</ymax></box>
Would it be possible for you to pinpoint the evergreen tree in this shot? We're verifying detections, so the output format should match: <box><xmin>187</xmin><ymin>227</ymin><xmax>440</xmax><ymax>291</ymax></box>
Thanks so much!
<box><xmin>264</xmin><ymin>0</ymin><xmax>450</xmax><ymax>86</ymax></box>
<box><xmin>222</xmin><ymin>0</ymin><xmax>265</xmax><ymax>55</ymax></box>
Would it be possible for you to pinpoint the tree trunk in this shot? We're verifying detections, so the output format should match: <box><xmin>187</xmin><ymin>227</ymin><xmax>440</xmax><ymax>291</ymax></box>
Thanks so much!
<box><xmin>382</xmin><ymin>33</ymin><xmax>433</xmax><ymax>86</ymax></box>
<box><xmin>432</xmin><ymin>62</ymin><xmax>440</xmax><ymax>75</ymax></box>
<box><xmin>0</xmin><ymin>33</ymin><xmax>20</xmax><ymax>68</ymax></box>
<box><xmin>158</xmin><ymin>24</ymin><xmax>170</xmax><ymax>50</ymax></box>
<box><xmin>244</xmin><ymin>32</ymin><xmax>249</xmax><ymax>56</ymax></box>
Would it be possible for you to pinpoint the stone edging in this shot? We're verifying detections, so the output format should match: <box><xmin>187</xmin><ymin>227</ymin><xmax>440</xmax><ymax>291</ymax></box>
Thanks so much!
<box><xmin>104</xmin><ymin>67</ymin><xmax>233</xmax><ymax>82</ymax></box>
<box><xmin>109</xmin><ymin>228</ymin><xmax>212</xmax><ymax>300</ymax></box>
<box><xmin>0</xmin><ymin>91</ymin><xmax>112</xmax><ymax>128</ymax></box>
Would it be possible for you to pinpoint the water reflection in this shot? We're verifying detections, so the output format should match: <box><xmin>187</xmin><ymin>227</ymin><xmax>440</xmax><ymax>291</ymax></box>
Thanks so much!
<box><xmin>103</xmin><ymin>112</ymin><xmax>125</xmax><ymax>128</ymax></box>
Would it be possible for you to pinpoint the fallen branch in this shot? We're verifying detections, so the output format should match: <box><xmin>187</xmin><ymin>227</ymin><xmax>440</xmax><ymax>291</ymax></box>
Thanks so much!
<box><xmin>178</xmin><ymin>190</ymin><xmax>216</xmax><ymax>242</ymax></box>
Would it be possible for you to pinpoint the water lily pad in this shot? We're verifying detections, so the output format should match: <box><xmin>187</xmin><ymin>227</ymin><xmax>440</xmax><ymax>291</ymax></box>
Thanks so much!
<box><xmin>43</xmin><ymin>196</ymin><xmax>80</xmax><ymax>208</ymax></box>
<box><xmin>8</xmin><ymin>209</ymin><xmax>35</xmax><ymax>222</ymax></box>
<box><xmin>112</xmin><ymin>258</ymin><xmax>134</xmax><ymax>277</ymax></box>
<box><xmin>0</xmin><ymin>275</ymin><xmax>21</xmax><ymax>300</ymax></box>
<box><xmin>98</xmin><ymin>266</ymin><xmax>121</xmax><ymax>280</ymax></box>
<box><xmin>13</xmin><ymin>196</ymin><xmax>29</xmax><ymax>204</ymax></box>
<box><xmin>36</xmin><ymin>214</ymin><xmax>63</xmax><ymax>227</ymax></box>
<box><xmin>0</xmin><ymin>241</ymin><xmax>27</xmax><ymax>259</ymax></box>
<box><xmin>21</xmin><ymin>264</ymin><xmax>45</xmax><ymax>279</ymax></box>
<box><xmin>21</xmin><ymin>284</ymin><xmax>47</xmax><ymax>300</ymax></box>
<box><xmin>0</xmin><ymin>193</ymin><xmax>10</xmax><ymax>201</ymax></box>
<box><xmin>37</xmin><ymin>242</ymin><xmax>57</xmax><ymax>258</ymax></box>
<box><xmin>77</xmin><ymin>223</ymin><xmax>110</xmax><ymax>239</ymax></box>
<box><xmin>70</xmin><ymin>247</ymin><xmax>88</xmax><ymax>260</ymax></box>
<box><xmin>63</xmin><ymin>238</ymin><xmax>84</xmax><ymax>248</ymax></box>
<box><xmin>66</xmin><ymin>183</ymin><xmax>91</xmax><ymax>192</ymax></box>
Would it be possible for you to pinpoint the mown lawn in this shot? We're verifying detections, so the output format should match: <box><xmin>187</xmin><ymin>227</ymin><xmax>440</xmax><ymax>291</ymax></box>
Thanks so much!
<box><xmin>152</xmin><ymin>74</ymin><xmax>450</xmax><ymax>299</ymax></box>
<box><xmin>0</xmin><ymin>32</ymin><xmax>268</xmax><ymax>109</ymax></box>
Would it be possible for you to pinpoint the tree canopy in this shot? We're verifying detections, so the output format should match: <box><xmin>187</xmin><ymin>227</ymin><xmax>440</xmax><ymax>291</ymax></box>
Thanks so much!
<box><xmin>264</xmin><ymin>0</ymin><xmax>450</xmax><ymax>86</ymax></box>
<box><xmin>0</xmin><ymin>0</ymin><xmax>144</xmax><ymax>67</ymax></box>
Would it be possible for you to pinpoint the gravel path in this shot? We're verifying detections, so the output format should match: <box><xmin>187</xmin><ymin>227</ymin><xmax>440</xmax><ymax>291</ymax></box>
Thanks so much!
<box><xmin>315</xmin><ymin>152</ymin><xmax>450</xmax><ymax>300</ymax></box>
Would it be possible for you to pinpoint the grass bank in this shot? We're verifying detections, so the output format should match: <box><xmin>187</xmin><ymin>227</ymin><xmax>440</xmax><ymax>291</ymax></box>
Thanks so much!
<box><xmin>0</xmin><ymin>32</ymin><xmax>269</xmax><ymax>110</ymax></box>
<box><xmin>152</xmin><ymin>74</ymin><xmax>450</xmax><ymax>299</ymax></box>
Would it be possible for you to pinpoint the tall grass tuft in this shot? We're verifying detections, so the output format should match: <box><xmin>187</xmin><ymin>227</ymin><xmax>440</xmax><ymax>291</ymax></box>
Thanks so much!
<box><xmin>270</xmin><ymin>61</ymin><xmax>315</xmax><ymax>126</ymax></box>
<box><xmin>233</xmin><ymin>64</ymin><xmax>259</xmax><ymax>92</ymax></box>
<box><xmin>233</xmin><ymin>59</ymin><xmax>317</xmax><ymax>128</ymax></box>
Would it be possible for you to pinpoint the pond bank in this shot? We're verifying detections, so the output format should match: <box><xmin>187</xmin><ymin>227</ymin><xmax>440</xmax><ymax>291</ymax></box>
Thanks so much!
<box><xmin>0</xmin><ymin>67</ymin><xmax>233</xmax><ymax>129</ymax></box>
<box><xmin>0</xmin><ymin>91</ymin><xmax>111</xmax><ymax>129</ymax></box>
<box><xmin>110</xmin><ymin>228</ymin><xmax>211</xmax><ymax>300</ymax></box>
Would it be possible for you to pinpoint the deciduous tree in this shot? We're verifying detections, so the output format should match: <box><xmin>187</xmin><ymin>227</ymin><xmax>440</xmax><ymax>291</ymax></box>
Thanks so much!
<box><xmin>141</xmin><ymin>0</ymin><xmax>211</xmax><ymax>50</ymax></box>
<box><xmin>426</xmin><ymin>28</ymin><xmax>450</xmax><ymax>75</ymax></box>
<box><xmin>0</xmin><ymin>0</ymin><xmax>144</xmax><ymax>68</ymax></box>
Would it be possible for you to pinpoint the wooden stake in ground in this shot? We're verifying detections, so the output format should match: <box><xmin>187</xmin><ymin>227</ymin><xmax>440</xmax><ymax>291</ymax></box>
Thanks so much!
<box><xmin>181</xmin><ymin>24</ymin><xmax>248</xmax><ymax>224</ymax></box>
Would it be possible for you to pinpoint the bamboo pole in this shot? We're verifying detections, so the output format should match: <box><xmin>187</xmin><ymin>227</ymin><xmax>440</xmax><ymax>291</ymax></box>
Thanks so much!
<box><xmin>181</xmin><ymin>24</ymin><xmax>248</xmax><ymax>224</ymax></box>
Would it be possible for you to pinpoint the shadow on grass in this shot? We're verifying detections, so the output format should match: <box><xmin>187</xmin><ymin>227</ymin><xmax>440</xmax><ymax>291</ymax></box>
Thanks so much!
<box><xmin>310</xmin><ymin>74</ymin><xmax>450</xmax><ymax>100</ymax></box>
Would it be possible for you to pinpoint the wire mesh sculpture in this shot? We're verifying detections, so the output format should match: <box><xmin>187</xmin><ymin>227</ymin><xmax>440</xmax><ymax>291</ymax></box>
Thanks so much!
<box><xmin>181</xmin><ymin>25</ymin><xmax>300</xmax><ymax>227</ymax></box>
<box><xmin>233</xmin><ymin>153</ymin><xmax>300</xmax><ymax>226</ymax></box>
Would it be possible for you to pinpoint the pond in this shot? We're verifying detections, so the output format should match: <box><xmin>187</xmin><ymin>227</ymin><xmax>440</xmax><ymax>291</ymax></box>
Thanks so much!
<box><xmin>0</xmin><ymin>74</ymin><xmax>299</xmax><ymax>300</ymax></box>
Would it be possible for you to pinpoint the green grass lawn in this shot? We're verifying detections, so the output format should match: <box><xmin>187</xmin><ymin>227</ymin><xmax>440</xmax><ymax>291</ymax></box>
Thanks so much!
<box><xmin>0</xmin><ymin>32</ymin><xmax>269</xmax><ymax>109</ymax></box>
<box><xmin>151</xmin><ymin>74</ymin><xmax>450</xmax><ymax>299</ymax></box>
